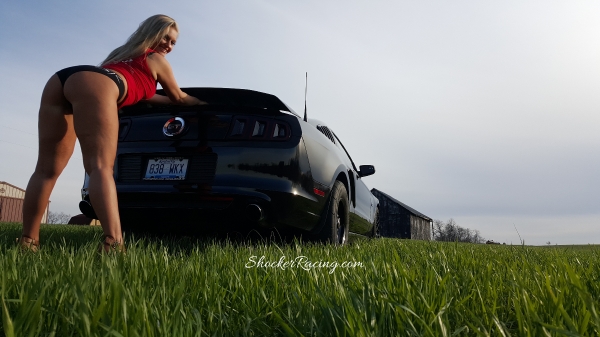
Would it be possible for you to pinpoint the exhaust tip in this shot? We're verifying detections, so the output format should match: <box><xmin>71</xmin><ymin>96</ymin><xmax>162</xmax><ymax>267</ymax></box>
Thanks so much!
<box><xmin>245</xmin><ymin>204</ymin><xmax>263</xmax><ymax>222</ymax></box>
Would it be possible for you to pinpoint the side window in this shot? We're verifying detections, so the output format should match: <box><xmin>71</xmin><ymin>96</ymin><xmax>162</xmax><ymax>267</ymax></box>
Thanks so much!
<box><xmin>331</xmin><ymin>131</ymin><xmax>357</xmax><ymax>172</ymax></box>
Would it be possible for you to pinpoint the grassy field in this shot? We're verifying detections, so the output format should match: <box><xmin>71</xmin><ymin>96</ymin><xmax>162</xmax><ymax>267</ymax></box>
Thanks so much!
<box><xmin>1</xmin><ymin>222</ymin><xmax>599</xmax><ymax>336</ymax></box>
<box><xmin>540</xmin><ymin>244</ymin><xmax>600</xmax><ymax>250</ymax></box>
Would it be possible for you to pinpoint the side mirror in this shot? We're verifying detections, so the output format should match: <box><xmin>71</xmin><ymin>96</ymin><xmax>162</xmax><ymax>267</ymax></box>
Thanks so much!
<box><xmin>358</xmin><ymin>165</ymin><xmax>375</xmax><ymax>177</ymax></box>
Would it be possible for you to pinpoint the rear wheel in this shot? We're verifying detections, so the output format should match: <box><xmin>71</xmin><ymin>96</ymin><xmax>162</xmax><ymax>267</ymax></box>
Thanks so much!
<box><xmin>314</xmin><ymin>181</ymin><xmax>349</xmax><ymax>245</ymax></box>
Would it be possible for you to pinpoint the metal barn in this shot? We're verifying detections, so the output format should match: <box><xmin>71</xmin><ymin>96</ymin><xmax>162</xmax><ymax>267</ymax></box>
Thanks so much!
<box><xmin>371</xmin><ymin>188</ymin><xmax>432</xmax><ymax>240</ymax></box>
<box><xmin>0</xmin><ymin>181</ymin><xmax>49</xmax><ymax>223</ymax></box>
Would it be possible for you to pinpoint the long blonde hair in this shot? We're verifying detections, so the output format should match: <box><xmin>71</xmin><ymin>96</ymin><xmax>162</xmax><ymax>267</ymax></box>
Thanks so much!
<box><xmin>101</xmin><ymin>14</ymin><xmax>178</xmax><ymax>65</ymax></box>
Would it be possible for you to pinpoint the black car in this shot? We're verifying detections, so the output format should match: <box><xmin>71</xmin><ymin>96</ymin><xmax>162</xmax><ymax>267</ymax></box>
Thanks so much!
<box><xmin>80</xmin><ymin>88</ymin><xmax>379</xmax><ymax>244</ymax></box>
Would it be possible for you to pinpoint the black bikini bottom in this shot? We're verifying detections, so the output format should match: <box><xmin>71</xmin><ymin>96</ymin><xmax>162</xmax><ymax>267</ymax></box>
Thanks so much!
<box><xmin>56</xmin><ymin>65</ymin><xmax>125</xmax><ymax>102</ymax></box>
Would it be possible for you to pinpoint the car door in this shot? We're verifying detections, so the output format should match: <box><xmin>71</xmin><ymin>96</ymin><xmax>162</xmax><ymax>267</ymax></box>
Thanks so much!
<box><xmin>352</xmin><ymin>169</ymin><xmax>374</xmax><ymax>234</ymax></box>
<box><xmin>332</xmin><ymin>131</ymin><xmax>373</xmax><ymax>235</ymax></box>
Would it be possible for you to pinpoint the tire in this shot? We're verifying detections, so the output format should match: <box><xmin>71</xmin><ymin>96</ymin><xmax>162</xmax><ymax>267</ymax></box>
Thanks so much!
<box><xmin>371</xmin><ymin>208</ymin><xmax>381</xmax><ymax>239</ymax></box>
<box><xmin>313</xmin><ymin>181</ymin><xmax>349</xmax><ymax>245</ymax></box>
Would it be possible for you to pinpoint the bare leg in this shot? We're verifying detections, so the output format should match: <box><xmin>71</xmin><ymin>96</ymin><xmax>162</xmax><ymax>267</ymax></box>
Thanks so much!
<box><xmin>22</xmin><ymin>70</ymin><xmax>124</xmax><ymax>248</ymax></box>
<box><xmin>64</xmin><ymin>71</ymin><xmax>123</xmax><ymax>243</ymax></box>
<box><xmin>22</xmin><ymin>75</ymin><xmax>76</xmax><ymax>242</ymax></box>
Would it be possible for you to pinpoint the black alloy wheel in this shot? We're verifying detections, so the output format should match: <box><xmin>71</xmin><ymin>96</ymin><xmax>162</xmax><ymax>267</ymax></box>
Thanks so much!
<box><xmin>314</xmin><ymin>181</ymin><xmax>349</xmax><ymax>245</ymax></box>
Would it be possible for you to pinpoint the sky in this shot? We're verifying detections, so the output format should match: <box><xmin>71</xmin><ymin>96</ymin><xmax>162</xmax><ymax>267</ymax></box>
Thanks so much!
<box><xmin>1</xmin><ymin>0</ymin><xmax>599</xmax><ymax>245</ymax></box>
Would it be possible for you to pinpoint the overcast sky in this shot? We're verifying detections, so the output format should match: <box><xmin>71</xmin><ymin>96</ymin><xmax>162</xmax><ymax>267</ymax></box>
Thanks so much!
<box><xmin>1</xmin><ymin>1</ymin><xmax>599</xmax><ymax>245</ymax></box>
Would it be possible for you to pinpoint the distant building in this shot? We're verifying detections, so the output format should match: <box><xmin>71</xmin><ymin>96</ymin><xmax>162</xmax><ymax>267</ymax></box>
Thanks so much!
<box><xmin>0</xmin><ymin>181</ymin><xmax>49</xmax><ymax>223</ymax></box>
<box><xmin>371</xmin><ymin>188</ymin><xmax>431</xmax><ymax>240</ymax></box>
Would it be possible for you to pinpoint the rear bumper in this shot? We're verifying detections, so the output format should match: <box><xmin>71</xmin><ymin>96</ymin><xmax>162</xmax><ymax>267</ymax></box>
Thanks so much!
<box><xmin>111</xmin><ymin>141</ymin><xmax>328</xmax><ymax>232</ymax></box>
<box><xmin>116</xmin><ymin>185</ymin><xmax>322</xmax><ymax>231</ymax></box>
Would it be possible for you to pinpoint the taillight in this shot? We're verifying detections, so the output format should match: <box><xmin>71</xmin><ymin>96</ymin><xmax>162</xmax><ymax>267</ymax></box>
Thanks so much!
<box><xmin>252</xmin><ymin>121</ymin><xmax>266</xmax><ymax>137</ymax></box>
<box><xmin>226</xmin><ymin>116</ymin><xmax>291</xmax><ymax>141</ymax></box>
<box><xmin>273</xmin><ymin>124</ymin><xmax>287</xmax><ymax>138</ymax></box>
<box><xmin>231</xmin><ymin>119</ymin><xmax>246</xmax><ymax>136</ymax></box>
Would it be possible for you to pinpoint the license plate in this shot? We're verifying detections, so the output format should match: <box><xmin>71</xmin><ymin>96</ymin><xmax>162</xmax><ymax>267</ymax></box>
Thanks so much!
<box><xmin>143</xmin><ymin>157</ymin><xmax>189</xmax><ymax>180</ymax></box>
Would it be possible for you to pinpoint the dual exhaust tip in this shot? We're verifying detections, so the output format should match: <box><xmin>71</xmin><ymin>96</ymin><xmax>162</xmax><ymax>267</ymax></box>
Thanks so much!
<box><xmin>245</xmin><ymin>204</ymin><xmax>264</xmax><ymax>222</ymax></box>
<box><xmin>246</xmin><ymin>204</ymin><xmax>272</xmax><ymax>228</ymax></box>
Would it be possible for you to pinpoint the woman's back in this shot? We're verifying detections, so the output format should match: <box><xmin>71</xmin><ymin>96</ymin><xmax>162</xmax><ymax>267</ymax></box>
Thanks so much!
<box><xmin>103</xmin><ymin>50</ymin><xmax>157</xmax><ymax>108</ymax></box>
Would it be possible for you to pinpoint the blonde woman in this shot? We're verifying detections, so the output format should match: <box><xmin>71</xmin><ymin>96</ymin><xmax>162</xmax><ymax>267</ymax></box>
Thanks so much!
<box><xmin>20</xmin><ymin>14</ymin><xmax>203</xmax><ymax>252</ymax></box>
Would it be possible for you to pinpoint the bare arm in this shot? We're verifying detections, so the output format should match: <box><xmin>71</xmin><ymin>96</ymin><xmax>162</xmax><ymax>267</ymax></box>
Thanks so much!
<box><xmin>144</xmin><ymin>94</ymin><xmax>173</xmax><ymax>105</ymax></box>
<box><xmin>146</xmin><ymin>53</ymin><xmax>205</xmax><ymax>105</ymax></box>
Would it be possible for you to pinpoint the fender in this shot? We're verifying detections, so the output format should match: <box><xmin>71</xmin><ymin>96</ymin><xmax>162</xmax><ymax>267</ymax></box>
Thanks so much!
<box><xmin>300</xmin><ymin>123</ymin><xmax>346</xmax><ymax>187</ymax></box>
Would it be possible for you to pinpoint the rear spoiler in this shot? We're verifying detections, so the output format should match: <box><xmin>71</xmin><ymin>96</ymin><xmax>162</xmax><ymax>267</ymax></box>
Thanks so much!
<box><xmin>119</xmin><ymin>87</ymin><xmax>299</xmax><ymax>117</ymax></box>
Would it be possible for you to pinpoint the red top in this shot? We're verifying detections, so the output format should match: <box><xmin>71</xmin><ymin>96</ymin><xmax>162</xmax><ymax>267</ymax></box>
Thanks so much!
<box><xmin>103</xmin><ymin>49</ymin><xmax>157</xmax><ymax>108</ymax></box>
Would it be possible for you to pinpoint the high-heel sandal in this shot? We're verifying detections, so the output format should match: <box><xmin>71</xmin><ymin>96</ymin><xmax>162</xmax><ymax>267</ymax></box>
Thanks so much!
<box><xmin>17</xmin><ymin>235</ymin><xmax>39</xmax><ymax>252</ymax></box>
<box><xmin>99</xmin><ymin>235</ymin><xmax>126</xmax><ymax>254</ymax></box>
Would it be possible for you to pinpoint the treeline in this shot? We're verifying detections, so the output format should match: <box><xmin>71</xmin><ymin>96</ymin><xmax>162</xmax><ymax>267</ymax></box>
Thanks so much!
<box><xmin>433</xmin><ymin>218</ymin><xmax>485</xmax><ymax>244</ymax></box>
<box><xmin>46</xmin><ymin>211</ymin><xmax>72</xmax><ymax>224</ymax></box>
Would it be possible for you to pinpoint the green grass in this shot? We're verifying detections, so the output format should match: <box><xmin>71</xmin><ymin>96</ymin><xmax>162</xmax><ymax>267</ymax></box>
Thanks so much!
<box><xmin>540</xmin><ymin>245</ymin><xmax>600</xmax><ymax>251</ymax></box>
<box><xmin>1</xmin><ymin>222</ymin><xmax>600</xmax><ymax>336</ymax></box>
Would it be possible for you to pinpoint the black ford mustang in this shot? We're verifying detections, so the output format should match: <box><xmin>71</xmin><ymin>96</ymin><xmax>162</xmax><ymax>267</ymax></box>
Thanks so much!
<box><xmin>80</xmin><ymin>88</ymin><xmax>379</xmax><ymax>244</ymax></box>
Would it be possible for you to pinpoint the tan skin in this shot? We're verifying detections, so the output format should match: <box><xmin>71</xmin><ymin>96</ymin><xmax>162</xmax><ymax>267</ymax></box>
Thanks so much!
<box><xmin>21</xmin><ymin>27</ymin><xmax>202</xmax><ymax>249</ymax></box>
